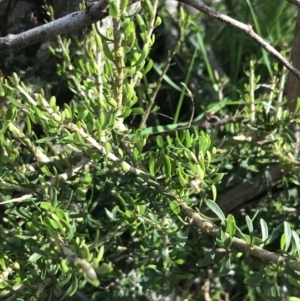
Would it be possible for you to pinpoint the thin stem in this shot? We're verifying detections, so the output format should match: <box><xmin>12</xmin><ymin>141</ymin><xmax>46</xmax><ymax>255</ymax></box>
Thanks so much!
<box><xmin>249</xmin><ymin>60</ymin><xmax>255</xmax><ymax>123</ymax></box>
<box><xmin>113</xmin><ymin>9</ymin><xmax>124</xmax><ymax>107</ymax></box>
<box><xmin>139</xmin><ymin>2</ymin><xmax>181</xmax><ymax>129</ymax></box>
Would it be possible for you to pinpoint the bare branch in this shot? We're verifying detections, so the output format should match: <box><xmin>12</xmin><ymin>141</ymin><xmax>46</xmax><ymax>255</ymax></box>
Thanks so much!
<box><xmin>0</xmin><ymin>0</ymin><xmax>109</xmax><ymax>52</ymax></box>
<box><xmin>178</xmin><ymin>0</ymin><xmax>300</xmax><ymax>82</ymax></box>
<box><xmin>0</xmin><ymin>194</ymin><xmax>34</xmax><ymax>205</ymax></box>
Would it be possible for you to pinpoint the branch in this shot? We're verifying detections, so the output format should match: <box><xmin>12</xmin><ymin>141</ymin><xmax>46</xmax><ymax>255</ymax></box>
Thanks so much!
<box><xmin>178</xmin><ymin>0</ymin><xmax>300</xmax><ymax>82</ymax></box>
<box><xmin>217</xmin><ymin>165</ymin><xmax>283</xmax><ymax>214</ymax></box>
<box><xmin>286</xmin><ymin>0</ymin><xmax>300</xmax><ymax>7</ymax></box>
<box><xmin>38</xmin><ymin>93</ymin><xmax>148</xmax><ymax>176</ymax></box>
<box><xmin>1</xmin><ymin>0</ymin><xmax>299</xmax><ymax>86</ymax></box>
<box><xmin>0</xmin><ymin>194</ymin><xmax>34</xmax><ymax>205</ymax></box>
<box><xmin>179</xmin><ymin>202</ymin><xmax>300</xmax><ymax>272</ymax></box>
<box><xmin>0</xmin><ymin>0</ymin><xmax>109</xmax><ymax>52</ymax></box>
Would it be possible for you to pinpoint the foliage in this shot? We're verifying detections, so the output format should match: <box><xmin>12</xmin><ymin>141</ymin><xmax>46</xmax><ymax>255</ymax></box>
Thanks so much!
<box><xmin>1</xmin><ymin>1</ymin><xmax>300</xmax><ymax>301</ymax></box>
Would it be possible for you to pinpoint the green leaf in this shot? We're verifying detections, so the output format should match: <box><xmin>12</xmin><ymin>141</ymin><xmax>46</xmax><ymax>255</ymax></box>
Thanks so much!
<box><xmin>260</xmin><ymin>218</ymin><xmax>269</xmax><ymax>243</ymax></box>
<box><xmin>105</xmin><ymin>208</ymin><xmax>118</xmax><ymax>221</ymax></box>
<box><xmin>40</xmin><ymin>202</ymin><xmax>53</xmax><ymax>211</ymax></box>
<box><xmin>205</xmin><ymin>200</ymin><xmax>225</xmax><ymax>222</ymax></box>
<box><xmin>94</xmin><ymin>246</ymin><xmax>105</xmax><ymax>267</ymax></box>
<box><xmin>44</xmin><ymin>216</ymin><xmax>59</xmax><ymax>230</ymax></box>
<box><xmin>211</xmin><ymin>184</ymin><xmax>217</xmax><ymax>202</ymax></box>
<box><xmin>197</xmin><ymin>242</ymin><xmax>216</xmax><ymax>267</ymax></box>
<box><xmin>169</xmin><ymin>201</ymin><xmax>180</xmax><ymax>215</ymax></box>
<box><xmin>244</xmin><ymin>270</ymin><xmax>265</xmax><ymax>286</ymax></box>
<box><xmin>97</xmin><ymin>262</ymin><xmax>113</xmax><ymax>275</ymax></box>
<box><xmin>28</xmin><ymin>252</ymin><xmax>43</xmax><ymax>263</ymax></box>
<box><xmin>219</xmin><ymin>254</ymin><xmax>231</xmax><ymax>276</ymax></box>
<box><xmin>163</xmin><ymin>155</ymin><xmax>172</xmax><ymax>178</ymax></box>
<box><xmin>156</xmin><ymin>135</ymin><xmax>164</xmax><ymax>148</ymax></box>
<box><xmin>292</xmin><ymin>231</ymin><xmax>300</xmax><ymax>256</ymax></box>
<box><xmin>149</xmin><ymin>155</ymin><xmax>155</xmax><ymax>176</ymax></box>
<box><xmin>29</xmin><ymin>244</ymin><xmax>50</xmax><ymax>262</ymax></box>
<box><xmin>288</xmin><ymin>276</ymin><xmax>300</xmax><ymax>289</ymax></box>
<box><xmin>63</xmin><ymin>274</ymin><xmax>78</xmax><ymax>298</ymax></box>
<box><xmin>226</xmin><ymin>214</ymin><xmax>236</xmax><ymax>237</ymax></box>
<box><xmin>245</xmin><ymin>215</ymin><xmax>253</xmax><ymax>234</ymax></box>
<box><xmin>7</xmin><ymin>96</ymin><xmax>24</xmax><ymax>108</ymax></box>
<box><xmin>6</xmin><ymin>105</ymin><xmax>17</xmax><ymax>121</ymax></box>
<box><xmin>15</xmin><ymin>234</ymin><xmax>36</xmax><ymax>240</ymax></box>
<box><xmin>131</xmin><ymin>107</ymin><xmax>144</xmax><ymax>114</ymax></box>
<box><xmin>224</xmin><ymin>237</ymin><xmax>233</xmax><ymax>249</ymax></box>
<box><xmin>57</xmin><ymin>272</ymin><xmax>72</xmax><ymax>288</ymax></box>
<box><xmin>270</xmin><ymin>282</ymin><xmax>280</xmax><ymax>297</ymax></box>
<box><xmin>143</xmin><ymin>59</ymin><xmax>154</xmax><ymax>75</ymax></box>
<box><xmin>109</xmin><ymin>1</ymin><xmax>120</xmax><ymax>19</ymax></box>
<box><xmin>283</xmin><ymin>221</ymin><xmax>292</xmax><ymax>252</ymax></box>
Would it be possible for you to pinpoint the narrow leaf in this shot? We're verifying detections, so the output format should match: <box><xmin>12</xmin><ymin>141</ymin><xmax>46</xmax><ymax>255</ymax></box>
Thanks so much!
<box><xmin>205</xmin><ymin>200</ymin><xmax>225</xmax><ymax>222</ymax></box>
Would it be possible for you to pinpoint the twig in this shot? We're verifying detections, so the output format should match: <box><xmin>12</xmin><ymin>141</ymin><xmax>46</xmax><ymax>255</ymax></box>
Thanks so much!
<box><xmin>178</xmin><ymin>0</ymin><xmax>300</xmax><ymax>82</ymax></box>
<box><xmin>112</xmin><ymin>2</ymin><xmax>124</xmax><ymax>108</ymax></box>
<box><xmin>0</xmin><ymin>0</ymin><xmax>110</xmax><ymax>52</ymax></box>
<box><xmin>0</xmin><ymin>179</ymin><xmax>32</xmax><ymax>193</ymax></box>
<box><xmin>179</xmin><ymin>202</ymin><xmax>300</xmax><ymax>271</ymax></box>
<box><xmin>0</xmin><ymin>0</ymin><xmax>298</xmax><ymax>86</ymax></box>
<box><xmin>0</xmin><ymin>157</ymin><xmax>91</xmax><ymax>205</ymax></box>
<box><xmin>0</xmin><ymin>194</ymin><xmax>34</xmax><ymax>205</ymax></box>
<box><xmin>39</xmin><ymin>95</ymin><xmax>148</xmax><ymax>176</ymax></box>
<box><xmin>8</xmin><ymin>123</ymin><xmax>51</xmax><ymax>163</ymax></box>
<box><xmin>139</xmin><ymin>0</ymin><xmax>181</xmax><ymax>129</ymax></box>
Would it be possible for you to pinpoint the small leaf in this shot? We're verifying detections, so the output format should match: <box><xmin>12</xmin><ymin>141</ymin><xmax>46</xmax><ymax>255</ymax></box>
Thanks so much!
<box><xmin>40</xmin><ymin>202</ymin><xmax>54</xmax><ymax>212</ymax></box>
<box><xmin>260</xmin><ymin>218</ymin><xmax>269</xmax><ymax>243</ymax></box>
<box><xmin>6</xmin><ymin>105</ymin><xmax>17</xmax><ymax>121</ymax></box>
<box><xmin>289</xmin><ymin>297</ymin><xmax>300</xmax><ymax>301</ymax></box>
<box><xmin>246</xmin><ymin>215</ymin><xmax>253</xmax><ymax>234</ymax></box>
<box><xmin>109</xmin><ymin>1</ymin><xmax>120</xmax><ymax>19</ymax></box>
<box><xmin>163</xmin><ymin>155</ymin><xmax>172</xmax><ymax>178</ymax></box>
<box><xmin>283</xmin><ymin>221</ymin><xmax>292</xmax><ymax>252</ymax></box>
<box><xmin>97</xmin><ymin>262</ymin><xmax>113</xmax><ymax>275</ymax></box>
<box><xmin>288</xmin><ymin>276</ymin><xmax>300</xmax><ymax>289</ymax></box>
<box><xmin>219</xmin><ymin>255</ymin><xmax>231</xmax><ymax>276</ymax></box>
<box><xmin>131</xmin><ymin>107</ymin><xmax>144</xmax><ymax>114</ymax></box>
<box><xmin>105</xmin><ymin>208</ymin><xmax>118</xmax><ymax>221</ymax></box>
<box><xmin>205</xmin><ymin>200</ymin><xmax>225</xmax><ymax>222</ymax></box>
<box><xmin>143</xmin><ymin>59</ymin><xmax>154</xmax><ymax>75</ymax></box>
<box><xmin>169</xmin><ymin>201</ymin><xmax>180</xmax><ymax>215</ymax></box>
<box><xmin>244</xmin><ymin>270</ymin><xmax>265</xmax><ymax>286</ymax></box>
<box><xmin>64</xmin><ymin>274</ymin><xmax>78</xmax><ymax>297</ymax></box>
<box><xmin>28</xmin><ymin>252</ymin><xmax>43</xmax><ymax>263</ymax></box>
<box><xmin>224</xmin><ymin>237</ymin><xmax>232</xmax><ymax>249</ymax></box>
<box><xmin>270</xmin><ymin>282</ymin><xmax>280</xmax><ymax>297</ymax></box>
<box><xmin>211</xmin><ymin>184</ymin><xmax>217</xmax><ymax>202</ymax></box>
<box><xmin>156</xmin><ymin>135</ymin><xmax>164</xmax><ymax>148</ymax></box>
<box><xmin>197</xmin><ymin>240</ymin><xmax>216</xmax><ymax>267</ymax></box>
<box><xmin>149</xmin><ymin>156</ymin><xmax>155</xmax><ymax>176</ymax></box>
<box><xmin>44</xmin><ymin>216</ymin><xmax>59</xmax><ymax>230</ymax></box>
<box><xmin>292</xmin><ymin>231</ymin><xmax>300</xmax><ymax>256</ymax></box>
<box><xmin>226</xmin><ymin>214</ymin><xmax>236</xmax><ymax>237</ymax></box>
<box><xmin>94</xmin><ymin>246</ymin><xmax>105</xmax><ymax>267</ymax></box>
